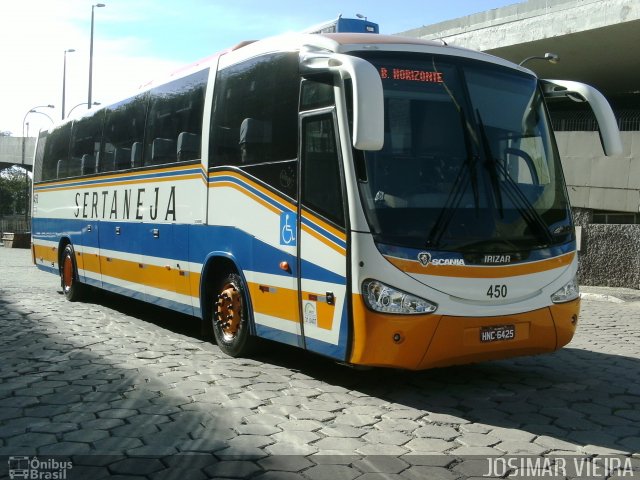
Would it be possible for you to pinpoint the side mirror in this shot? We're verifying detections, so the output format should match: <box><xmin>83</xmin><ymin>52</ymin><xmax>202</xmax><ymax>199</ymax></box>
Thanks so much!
<box><xmin>542</xmin><ymin>79</ymin><xmax>623</xmax><ymax>156</ymax></box>
<box><xmin>301</xmin><ymin>52</ymin><xmax>384</xmax><ymax>151</ymax></box>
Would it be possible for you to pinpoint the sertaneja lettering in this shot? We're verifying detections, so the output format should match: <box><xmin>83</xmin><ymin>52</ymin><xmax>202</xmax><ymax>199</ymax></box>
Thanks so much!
<box><xmin>74</xmin><ymin>186</ymin><xmax>177</xmax><ymax>221</ymax></box>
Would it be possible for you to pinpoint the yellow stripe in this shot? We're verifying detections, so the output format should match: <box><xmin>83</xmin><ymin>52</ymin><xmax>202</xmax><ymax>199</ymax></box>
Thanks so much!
<box><xmin>33</xmin><ymin>244</ymin><xmax>58</xmax><ymax>264</ymax></box>
<box><xmin>301</xmin><ymin>222</ymin><xmax>346</xmax><ymax>256</ymax></box>
<box><xmin>249</xmin><ymin>282</ymin><xmax>299</xmax><ymax>322</ymax></box>
<box><xmin>209</xmin><ymin>170</ymin><xmax>297</xmax><ymax>212</ymax></box>
<box><xmin>384</xmin><ymin>252</ymin><xmax>575</xmax><ymax>278</ymax></box>
<box><xmin>301</xmin><ymin>208</ymin><xmax>346</xmax><ymax>242</ymax></box>
<box><xmin>36</xmin><ymin>173</ymin><xmax>202</xmax><ymax>193</ymax></box>
<box><xmin>40</xmin><ymin>248</ymin><xmax>200</xmax><ymax>298</ymax></box>
<box><xmin>212</xmin><ymin>180</ymin><xmax>281</xmax><ymax>215</ymax></box>
<box><xmin>99</xmin><ymin>256</ymin><xmax>196</xmax><ymax>296</ymax></box>
<box><xmin>248</xmin><ymin>282</ymin><xmax>335</xmax><ymax>330</ymax></box>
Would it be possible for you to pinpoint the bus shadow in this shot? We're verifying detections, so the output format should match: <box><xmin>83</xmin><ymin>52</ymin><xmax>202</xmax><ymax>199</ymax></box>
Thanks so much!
<box><xmin>61</xmin><ymin>289</ymin><xmax>640</xmax><ymax>455</ymax></box>
<box><xmin>269</xmin><ymin>346</ymin><xmax>640</xmax><ymax>454</ymax></box>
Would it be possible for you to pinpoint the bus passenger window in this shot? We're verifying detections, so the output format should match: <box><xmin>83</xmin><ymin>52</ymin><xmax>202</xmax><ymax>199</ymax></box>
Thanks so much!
<box><xmin>41</xmin><ymin>123</ymin><xmax>72</xmax><ymax>181</ymax></box>
<box><xmin>210</xmin><ymin>52</ymin><xmax>299</xmax><ymax>169</ymax></box>
<box><xmin>102</xmin><ymin>94</ymin><xmax>147</xmax><ymax>173</ymax></box>
<box><xmin>144</xmin><ymin>69</ymin><xmax>208</xmax><ymax>166</ymax></box>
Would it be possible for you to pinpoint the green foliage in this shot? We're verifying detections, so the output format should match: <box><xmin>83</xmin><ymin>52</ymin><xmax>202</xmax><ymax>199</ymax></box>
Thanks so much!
<box><xmin>0</xmin><ymin>166</ymin><xmax>30</xmax><ymax>216</ymax></box>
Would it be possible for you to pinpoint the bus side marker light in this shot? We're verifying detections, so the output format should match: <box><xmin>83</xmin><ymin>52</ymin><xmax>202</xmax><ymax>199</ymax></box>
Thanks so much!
<box><xmin>279</xmin><ymin>261</ymin><xmax>291</xmax><ymax>273</ymax></box>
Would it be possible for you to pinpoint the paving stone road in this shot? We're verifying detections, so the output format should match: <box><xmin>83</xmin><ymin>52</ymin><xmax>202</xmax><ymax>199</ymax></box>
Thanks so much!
<box><xmin>0</xmin><ymin>247</ymin><xmax>639</xmax><ymax>479</ymax></box>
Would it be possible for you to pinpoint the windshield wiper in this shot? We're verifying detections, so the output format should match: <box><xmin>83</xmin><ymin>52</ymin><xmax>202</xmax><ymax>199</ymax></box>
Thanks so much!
<box><xmin>475</xmin><ymin>111</ymin><xmax>554</xmax><ymax>246</ymax></box>
<box><xmin>426</xmin><ymin>109</ymin><xmax>479</xmax><ymax>248</ymax></box>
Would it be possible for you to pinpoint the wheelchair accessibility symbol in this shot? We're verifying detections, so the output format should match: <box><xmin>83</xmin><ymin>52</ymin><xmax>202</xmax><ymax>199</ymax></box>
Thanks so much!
<box><xmin>280</xmin><ymin>212</ymin><xmax>297</xmax><ymax>246</ymax></box>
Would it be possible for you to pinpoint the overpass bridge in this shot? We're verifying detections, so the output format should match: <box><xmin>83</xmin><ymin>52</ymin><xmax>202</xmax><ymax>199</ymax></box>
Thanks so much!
<box><xmin>0</xmin><ymin>136</ymin><xmax>35</xmax><ymax>172</ymax></box>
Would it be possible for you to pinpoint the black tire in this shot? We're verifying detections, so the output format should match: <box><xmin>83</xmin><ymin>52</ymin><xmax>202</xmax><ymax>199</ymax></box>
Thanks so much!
<box><xmin>211</xmin><ymin>272</ymin><xmax>256</xmax><ymax>357</ymax></box>
<box><xmin>60</xmin><ymin>244</ymin><xmax>84</xmax><ymax>301</ymax></box>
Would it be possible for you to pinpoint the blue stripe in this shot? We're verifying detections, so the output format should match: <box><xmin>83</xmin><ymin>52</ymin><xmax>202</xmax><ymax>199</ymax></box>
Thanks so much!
<box><xmin>211</xmin><ymin>174</ymin><xmax>292</xmax><ymax>214</ymax></box>
<box><xmin>32</xmin><ymin>218</ymin><xmax>345</xmax><ymax>284</ymax></box>
<box><xmin>85</xmin><ymin>275</ymin><xmax>196</xmax><ymax>316</ymax></box>
<box><xmin>34</xmin><ymin>167</ymin><xmax>201</xmax><ymax>191</ymax></box>
<box><xmin>300</xmin><ymin>215</ymin><xmax>346</xmax><ymax>250</ymax></box>
<box><xmin>211</xmin><ymin>173</ymin><xmax>346</xmax><ymax>251</ymax></box>
<box><xmin>255</xmin><ymin>324</ymin><xmax>303</xmax><ymax>348</ymax></box>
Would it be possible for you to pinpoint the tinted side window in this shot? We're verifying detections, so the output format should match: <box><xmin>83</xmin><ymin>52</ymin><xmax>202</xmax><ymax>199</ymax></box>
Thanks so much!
<box><xmin>41</xmin><ymin>123</ymin><xmax>72</xmax><ymax>181</ymax></box>
<box><xmin>33</xmin><ymin>131</ymin><xmax>48</xmax><ymax>183</ymax></box>
<box><xmin>70</xmin><ymin>111</ymin><xmax>105</xmax><ymax>177</ymax></box>
<box><xmin>145</xmin><ymin>69</ymin><xmax>208</xmax><ymax>166</ymax></box>
<box><xmin>102</xmin><ymin>94</ymin><xmax>148</xmax><ymax>173</ymax></box>
<box><xmin>301</xmin><ymin>114</ymin><xmax>345</xmax><ymax>227</ymax></box>
<box><xmin>210</xmin><ymin>52</ymin><xmax>299</xmax><ymax>167</ymax></box>
<box><xmin>300</xmin><ymin>76</ymin><xmax>335</xmax><ymax>111</ymax></box>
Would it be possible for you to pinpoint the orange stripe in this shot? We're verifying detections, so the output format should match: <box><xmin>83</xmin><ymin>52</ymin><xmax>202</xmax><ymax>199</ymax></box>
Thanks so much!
<box><xmin>301</xmin><ymin>222</ymin><xmax>346</xmax><ymax>256</ymax></box>
<box><xmin>212</xmin><ymin>180</ymin><xmax>281</xmax><ymax>215</ymax></box>
<box><xmin>247</xmin><ymin>282</ymin><xmax>335</xmax><ymax>330</ymax></box>
<box><xmin>33</xmin><ymin>244</ymin><xmax>58</xmax><ymax>264</ymax></box>
<box><xmin>248</xmin><ymin>282</ymin><xmax>299</xmax><ymax>322</ymax></box>
<box><xmin>385</xmin><ymin>252</ymin><xmax>575</xmax><ymax>278</ymax></box>
<box><xmin>209</xmin><ymin>171</ymin><xmax>297</xmax><ymax>212</ymax></box>
<box><xmin>301</xmin><ymin>209</ymin><xmax>346</xmax><ymax>243</ymax></box>
<box><xmin>37</xmin><ymin>173</ymin><xmax>202</xmax><ymax>193</ymax></box>
<box><xmin>53</xmin><ymin>251</ymin><xmax>200</xmax><ymax>298</ymax></box>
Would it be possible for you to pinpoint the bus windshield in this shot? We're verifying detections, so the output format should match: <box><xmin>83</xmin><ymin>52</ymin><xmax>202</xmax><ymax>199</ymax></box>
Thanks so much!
<box><xmin>354</xmin><ymin>53</ymin><xmax>572</xmax><ymax>253</ymax></box>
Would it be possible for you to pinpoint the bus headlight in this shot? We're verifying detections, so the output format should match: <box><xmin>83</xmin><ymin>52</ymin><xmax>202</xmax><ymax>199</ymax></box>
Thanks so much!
<box><xmin>551</xmin><ymin>276</ymin><xmax>579</xmax><ymax>303</ymax></box>
<box><xmin>362</xmin><ymin>279</ymin><xmax>437</xmax><ymax>315</ymax></box>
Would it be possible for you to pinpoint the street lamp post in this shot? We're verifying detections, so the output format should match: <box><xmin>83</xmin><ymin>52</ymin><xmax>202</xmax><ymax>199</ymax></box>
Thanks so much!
<box><xmin>22</xmin><ymin>105</ymin><xmax>55</xmax><ymax>223</ymax></box>
<box><xmin>519</xmin><ymin>52</ymin><xmax>560</xmax><ymax>67</ymax></box>
<box><xmin>88</xmin><ymin>3</ymin><xmax>106</xmax><ymax>109</ymax></box>
<box><xmin>62</xmin><ymin>48</ymin><xmax>76</xmax><ymax>120</ymax></box>
<box><xmin>67</xmin><ymin>102</ymin><xmax>101</xmax><ymax>117</ymax></box>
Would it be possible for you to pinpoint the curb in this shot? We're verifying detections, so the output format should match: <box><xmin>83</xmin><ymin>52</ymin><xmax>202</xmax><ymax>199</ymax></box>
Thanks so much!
<box><xmin>579</xmin><ymin>292</ymin><xmax>626</xmax><ymax>303</ymax></box>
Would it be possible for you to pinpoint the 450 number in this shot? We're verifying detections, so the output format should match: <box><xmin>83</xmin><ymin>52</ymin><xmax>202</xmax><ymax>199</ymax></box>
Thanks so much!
<box><xmin>487</xmin><ymin>284</ymin><xmax>508</xmax><ymax>299</ymax></box>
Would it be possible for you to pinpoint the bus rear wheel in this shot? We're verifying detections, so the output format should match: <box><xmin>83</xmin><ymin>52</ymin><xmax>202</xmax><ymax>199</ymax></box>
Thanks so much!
<box><xmin>212</xmin><ymin>273</ymin><xmax>255</xmax><ymax>357</ymax></box>
<box><xmin>60</xmin><ymin>244</ymin><xmax>84</xmax><ymax>301</ymax></box>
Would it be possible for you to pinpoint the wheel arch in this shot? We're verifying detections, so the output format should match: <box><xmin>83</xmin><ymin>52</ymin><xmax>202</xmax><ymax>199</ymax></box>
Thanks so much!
<box><xmin>199</xmin><ymin>252</ymin><xmax>256</xmax><ymax>335</ymax></box>
<box><xmin>57</xmin><ymin>236</ymin><xmax>73</xmax><ymax>274</ymax></box>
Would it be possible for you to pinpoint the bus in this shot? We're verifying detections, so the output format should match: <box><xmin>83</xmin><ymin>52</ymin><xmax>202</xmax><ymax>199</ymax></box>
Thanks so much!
<box><xmin>304</xmin><ymin>16</ymin><xmax>379</xmax><ymax>34</ymax></box>
<box><xmin>31</xmin><ymin>33</ymin><xmax>622</xmax><ymax>370</ymax></box>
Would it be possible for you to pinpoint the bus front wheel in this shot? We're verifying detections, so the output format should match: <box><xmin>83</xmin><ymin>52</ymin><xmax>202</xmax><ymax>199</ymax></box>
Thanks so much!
<box><xmin>60</xmin><ymin>244</ymin><xmax>84</xmax><ymax>301</ymax></box>
<box><xmin>211</xmin><ymin>273</ymin><xmax>255</xmax><ymax>357</ymax></box>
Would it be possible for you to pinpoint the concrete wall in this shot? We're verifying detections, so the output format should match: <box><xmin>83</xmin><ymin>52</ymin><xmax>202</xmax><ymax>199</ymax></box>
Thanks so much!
<box><xmin>400</xmin><ymin>0</ymin><xmax>640</xmax><ymax>51</ymax></box>
<box><xmin>573</xmin><ymin>207</ymin><xmax>640</xmax><ymax>288</ymax></box>
<box><xmin>557</xmin><ymin>131</ymin><xmax>640</xmax><ymax>213</ymax></box>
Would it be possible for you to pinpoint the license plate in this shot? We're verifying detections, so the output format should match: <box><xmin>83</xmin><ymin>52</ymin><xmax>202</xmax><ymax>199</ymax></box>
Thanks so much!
<box><xmin>480</xmin><ymin>325</ymin><xmax>515</xmax><ymax>343</ymax></box>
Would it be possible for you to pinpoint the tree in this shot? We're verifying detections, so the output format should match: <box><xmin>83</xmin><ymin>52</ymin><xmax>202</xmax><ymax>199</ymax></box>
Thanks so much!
<box><xmin>0</xmin><ymin>166</ymin><xmax>30</xmax><ymax>216</ymax></box>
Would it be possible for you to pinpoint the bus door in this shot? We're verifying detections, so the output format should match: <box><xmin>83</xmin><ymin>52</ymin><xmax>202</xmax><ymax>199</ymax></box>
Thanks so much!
<box><xmin>297</xmin><ymin>110</ymin><xmax>350</xmax><ymax>361</ymax></box>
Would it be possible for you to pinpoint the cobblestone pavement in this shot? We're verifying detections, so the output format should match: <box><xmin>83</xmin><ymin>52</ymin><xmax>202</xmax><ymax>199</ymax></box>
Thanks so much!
<box><xmin>0</xmin><ymin>247</ymin><xmax>639</xmax><ymax>479</ymax></box>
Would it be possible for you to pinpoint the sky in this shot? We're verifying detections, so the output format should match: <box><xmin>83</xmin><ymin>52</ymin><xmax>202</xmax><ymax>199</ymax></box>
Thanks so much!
<box><xmin>0</xmin><ymin>0</ymin><xmax>520</xmax><ymax>137</ymax></box>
